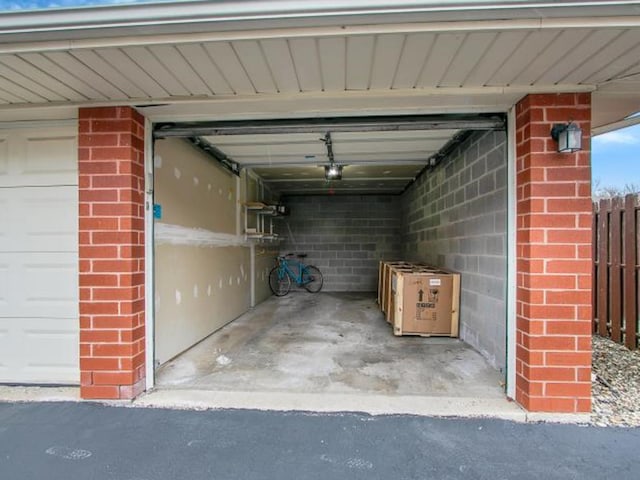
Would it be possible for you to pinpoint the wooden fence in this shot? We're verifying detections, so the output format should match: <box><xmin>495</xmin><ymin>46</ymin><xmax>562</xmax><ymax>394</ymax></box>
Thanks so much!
<box><xmin>593</xmin><ymin>194</ymin><xmax>639</xmax><ymax>350</ymax></box>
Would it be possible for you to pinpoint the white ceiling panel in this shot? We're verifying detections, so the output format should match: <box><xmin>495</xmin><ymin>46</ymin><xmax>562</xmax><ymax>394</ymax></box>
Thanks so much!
<box><xmin>45</xmin><ymin>51</ymin><xmax>126</xmax><ymax>99</ymax></box>
<box><xmin>210</xmin><ymin>133</ymin><xmax>320</xmax><ymax>145</ymax></box>
<box><xmin>562</xmin><ymin>30</ymin><xmax>640</xmax><ymax>84</ymax></box>
<box><xmin>289</xmin><ymin>38</ymin><xmax>322</xmax><ymax>92</ymax></box>
<box><xmin>418</xmin><ymin>33</ymin><xmax>466</xmax><ymax>88</ymax></box>
<box><xmin>332</xmin><ymin>139</ymin><xmax>450</xmax><ymax>154</ymax></box>
<box><xmin>487</xmin><ymin>31</ymin><xmax>558</xmax><ymax>86</ymax></box>
<box><xmin>204</xmin><ymin>42</ymin><xmax>255</xmax><ymax>95</ymax></box>
<box><xmin>369</xmin><ymin>34</ymin><xmax>404</xmax><ymax>90</ymax></box>
<box><xmin>216</xmin><ymin>143</ymin><xmax>326</xmax><ymax>157</ymax></box>
<box><xmin>0</xmin><ymin>75</ymin><xmax>47</xmax><ymax>103</ymax></box>
<box><xmin>19</xmin><ymin>53</ymin><xmax>107</xmax><ymax>100</ymax></box>
<box><xmin>439</xmin><ymin>32</ymin><xmax>496</xmax><ymax>88</ymax></box>
<box><xmin>536</xmin><ymin>29</ymin><xmax>624</xmax><ymax>85</ymax></box>
<box><xmin>233</xmin><ymin>40</ymin><xmax>278</xmax><ymax>94</ymax></box>
<box><xmin>585</xmin><ymin>42</ymin><xmax>640</xmax><ymax>84</ymax></box>
<box><xmin>147</xmin><ymin>45</ymin><xmax>211</xmax><ymax>96</ymax></box>
<box><xmin>70</xmin><ymin>49</ymin><xmax>146</xmax><ymax>98</ymax></box>
<box><xmin>0</xmin><ymin>87</ymin><xmax>24</xmax><ymax>103</ymax></box>
<box><xmin>392</xmin><ymin>33</ymin><xmax>434</xmax><ymax>89</ymax></box>
<box><xmin>176</xmin><ymin>44</ymin><xmax>233</xmax><ymax>95</ymax></box>
<box><xmin>0</xmin><ymin>62</ymin><xmax>63</xmax><ymax>102</ymax></box>
<box><xmin>123</xmin><ymin>46</ymin><xmax>190</xmax><ymax>96</ymax></box>
<box><xmin>260</xmin><ymin>39</ymin><xmax>300</xmax><ymax>93</ymax></box>
<box><xmin>346</xmin><ymin>35</ymin><xmax>375</xmax><ymax>90</ymax></box>
<box><xmin>332</xmin><ymin>130</ymin><xmax>459</xmax><ymax>141</ymax></box>
<box><xmin>462</xmin><ymin>31</ymin><xmax>527</xmax><ymax>87</ymax></box>
<box><xmin>17</xmin><ymin>52</ymin><xmax>105</xmax><ymax>100</ymax></box>
<box><xmin>95</xmin><ymin>48</ymin><xmax>168</xmax><ymax>98</ymax></box>
<box><xmin>0</xmin><ymin>55</ymin><xmax>85</xmax><ymax>101</ymax></box>
<box><xmin>512</xmin><ymin>29</ymin><xmax>589</xmax><ymax>86</ymax></box>
<box><xmin>318</xmin><ymin>37</ymin><xmax>346</xmax><ymax>92</ymax></box>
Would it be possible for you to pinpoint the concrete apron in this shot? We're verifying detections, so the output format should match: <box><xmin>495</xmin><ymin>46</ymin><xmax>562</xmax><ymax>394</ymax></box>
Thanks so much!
<box><xmin>0</xmin><ymin>385</ymin><xmax>591</xmax><ymax>424</ymax></box>
<box><xmin>0</xmin><ymin>293</ymin><xmax>589</xmax><ymax>424</ymax></box>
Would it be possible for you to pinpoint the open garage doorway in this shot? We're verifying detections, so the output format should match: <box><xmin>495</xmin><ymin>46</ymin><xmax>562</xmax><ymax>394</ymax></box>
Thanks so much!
<box><xmin>150</xmin><ymin>114</ymin><xmax>513</xmax><ymax>412</ymax></box>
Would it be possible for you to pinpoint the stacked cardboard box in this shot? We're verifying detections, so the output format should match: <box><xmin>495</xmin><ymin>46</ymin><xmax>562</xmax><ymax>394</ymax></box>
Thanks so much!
<box><xmin>377</xmin><ymin>261</ymin><xmax>460</xmax><ymax>337</ymax></box>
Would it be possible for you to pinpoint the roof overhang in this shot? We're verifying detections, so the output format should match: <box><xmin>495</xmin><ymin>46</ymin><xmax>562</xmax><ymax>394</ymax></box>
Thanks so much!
<box><xmin>0</xmin><ymin>1</ymin><xmax>637</xmax><ymax>130</ymax></box>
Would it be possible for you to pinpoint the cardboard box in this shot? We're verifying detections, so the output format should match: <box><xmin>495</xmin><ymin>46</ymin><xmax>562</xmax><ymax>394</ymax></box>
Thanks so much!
<box><xmin>391</xmin><ymin>268</ymin><xmax>460</xmax><ymax>337</ymax></box>
<box><xmin>384</xmin><ymin>264</ymin><xmax>416</xmax><ymax>323</ymax></box>
<box><xmin>378</xmin><ymin>261</ymin><xmax>425</xmax><ymax>318</ymax></box>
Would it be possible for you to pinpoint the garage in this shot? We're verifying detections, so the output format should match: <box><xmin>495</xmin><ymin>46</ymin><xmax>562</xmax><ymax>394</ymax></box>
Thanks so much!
<box><xmin>0</xmin><ymin>125</ymin><xmax>79</xmax><ymax>384</ymax></box>
<box><xmin>1</xmin><ymin>0</ymin><xmax>638</xmax><ymax>412</ymax></box>
<box><xmin>149</xmin><ymin>115</ymin><xmax>509</xmax><ymax>404</ymax></box>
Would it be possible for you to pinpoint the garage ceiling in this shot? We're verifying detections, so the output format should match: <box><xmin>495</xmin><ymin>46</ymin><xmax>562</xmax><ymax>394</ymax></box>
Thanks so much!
<box><xmin>203</xmin><ymin>129</ymin><xmax>460</xmax><ymax>194</ymax></box>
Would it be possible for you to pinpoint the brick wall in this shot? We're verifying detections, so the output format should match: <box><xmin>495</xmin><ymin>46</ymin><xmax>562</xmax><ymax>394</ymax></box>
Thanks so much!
<box><xmin>401</xmin><ymin>131</ymin><xmax>507</xmax><ymax>371</ymax></box>
<box><xmin>515</xmin><ymin>93</ymin><xmax>592</xmax><ymax>413</ymax></box>
<box><xmin>279</xmin><ymin>195</ymin><xmax>401</xmax><ymax>291</ymax></box>
<box><xmin>78</xmin><ymin>106</ymin><xmax>146</xmax><ymax>400</ymax></box>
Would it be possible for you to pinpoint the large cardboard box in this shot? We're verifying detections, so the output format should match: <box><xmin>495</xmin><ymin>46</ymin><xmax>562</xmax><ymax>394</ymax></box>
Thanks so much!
<box><xmin>378</xmin><ymin>261</ymin><xmax>426</xmax><ymax>318</ymax></box>
<box><xmin>391</xmin><ymin>268</ymin><xmax>460</xmax><ymax>337</ymax></box>
<box><xmin>385</xmin><ymin>264</ymin><xmax>417</xmax><ymax>323</ymax></box>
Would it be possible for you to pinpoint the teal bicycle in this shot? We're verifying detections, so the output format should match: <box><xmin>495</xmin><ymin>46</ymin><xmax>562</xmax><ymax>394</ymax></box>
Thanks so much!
<box><xmin>269</xmin><ymin>253</ymin><xmax>323</xmax><ymax>296</ymax></box>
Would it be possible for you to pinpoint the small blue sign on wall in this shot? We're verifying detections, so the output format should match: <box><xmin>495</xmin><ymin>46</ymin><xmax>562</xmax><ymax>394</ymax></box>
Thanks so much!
<box><xmin>153</xmin><ymin>203</ymin><xmax>162</xmax><ymax>219</ymax></box>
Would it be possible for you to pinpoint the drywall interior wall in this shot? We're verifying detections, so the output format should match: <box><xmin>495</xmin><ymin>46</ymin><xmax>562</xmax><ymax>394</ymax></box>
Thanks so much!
<box><xmin>401</xmin><ymin>131</ymin><xmax>507</xmax><ymax>372</ymax></box>
<box><xmin>155</xmin><ymin>139</ymin><xmax>236</xmax><ymax>234</ymax></box>
<box><xmin>154</xmin><ymin>245</ymin><xmax>251</xmax><ymax>365</ymax></box>
<box><xmin>154</xmin><ymin>138</ymin><xmax>251</xmax><ymax>364</ymax></box>
<box><xmin>279</xmin><ymin>195</ymin><xmax>402</xmax><ymax>291</ymax></box>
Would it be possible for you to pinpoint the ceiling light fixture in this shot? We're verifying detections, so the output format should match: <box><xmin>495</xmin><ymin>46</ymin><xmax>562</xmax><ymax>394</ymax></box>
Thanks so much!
<box><xmin>324</xmin><ymin>163</ymin><xmax>343</xmax><ymax>180</ymax></box>
<box><xmin>321</xmin><ymin>132</ymin><xmax>343</xmax><ymax>181</ymax></box>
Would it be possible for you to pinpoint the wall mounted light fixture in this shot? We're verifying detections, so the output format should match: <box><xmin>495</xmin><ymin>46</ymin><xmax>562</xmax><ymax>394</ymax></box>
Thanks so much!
<box><xmin>550</xmin><ymin>122</ymin><xmax>582</xmax><ymax>153</ymax></box>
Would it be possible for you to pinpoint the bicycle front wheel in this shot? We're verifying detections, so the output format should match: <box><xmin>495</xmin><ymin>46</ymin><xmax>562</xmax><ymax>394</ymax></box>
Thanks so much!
<box><xmin>269</xmin><ymin>267</ymin><xmax>291</xmax><ymax>296</ymax></box>
<box><xmin>302</xmin><ymin>265</ymin><xmax>323</xmax><ymax>293</ymax></box>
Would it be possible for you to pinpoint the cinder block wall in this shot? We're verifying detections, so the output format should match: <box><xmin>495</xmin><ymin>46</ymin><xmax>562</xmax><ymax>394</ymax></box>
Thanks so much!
<box><xmin>279</xmin><ymin>195</ymin><xmax>401</xmax><ymax>291</ymax></box>
<box><xmin>401</xmin><ymin>131</ymin><xmax>507</xmax><ymax>371</ymax></box>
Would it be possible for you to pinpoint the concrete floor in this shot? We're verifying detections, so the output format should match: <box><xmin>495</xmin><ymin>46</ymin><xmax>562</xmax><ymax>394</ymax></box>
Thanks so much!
<box><xmin>155</xmin><ymin>292</ymin><xmax>505</xmax><ymax>400</ymax></box>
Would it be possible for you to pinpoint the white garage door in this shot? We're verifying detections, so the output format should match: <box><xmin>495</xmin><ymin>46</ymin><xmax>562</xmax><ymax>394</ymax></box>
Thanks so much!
<box><xmin>0</xmin><ymin>125</ymin><xmax>79</xmax><ymax>384</ymax></box>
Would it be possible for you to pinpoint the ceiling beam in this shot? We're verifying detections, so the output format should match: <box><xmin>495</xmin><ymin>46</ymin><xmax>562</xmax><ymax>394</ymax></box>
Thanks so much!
<box><xmin>154</xmin><ymin>113</ymin><xmax>505</xmax><ymax>138</ymax></box>
<box><xmin>263</xmin><ymin>177</ymin><xmax>414</xmax><ymax>183</ymax></box>
<box><xmin>244</xmin><ymin>159</ymin><xmax>427</xmax><ymax>168</ymax></box>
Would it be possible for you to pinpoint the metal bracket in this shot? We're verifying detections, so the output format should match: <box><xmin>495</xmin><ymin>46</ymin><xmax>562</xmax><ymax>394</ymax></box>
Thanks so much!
<box><xmin>187</xmin><ymin>136</ymin><xmax>241</xmax><ymax>176</ymax></box>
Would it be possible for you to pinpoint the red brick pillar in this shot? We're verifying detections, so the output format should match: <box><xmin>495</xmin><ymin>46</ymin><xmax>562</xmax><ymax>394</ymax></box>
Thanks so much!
<box><xmin>515</xmin><ymin>93</ymin><xmax>592</xmax><ymax>413</ymax></box>
<box><xmin>78</xmin><ymin>107</ymin><xmax>146</xmax><ymax>400</ymax></box>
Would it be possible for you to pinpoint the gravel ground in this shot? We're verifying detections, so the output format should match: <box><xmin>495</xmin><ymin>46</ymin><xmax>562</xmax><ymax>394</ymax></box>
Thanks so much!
<box><xmin>591</xmin><ymin>335</ymin><xmax>640</xmax><ymax>427</ymax></box>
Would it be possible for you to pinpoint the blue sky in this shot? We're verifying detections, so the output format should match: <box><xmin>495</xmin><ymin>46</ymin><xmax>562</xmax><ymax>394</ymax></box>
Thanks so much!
<box><xmin>0</xmin><ymin>0</ymin><xmax>154</xmax><ymax>9</ymax></box>
<box><xmin>592</xmin><ymin>123</ymin><xmax>640</xmax><ymax>191</ymax></box>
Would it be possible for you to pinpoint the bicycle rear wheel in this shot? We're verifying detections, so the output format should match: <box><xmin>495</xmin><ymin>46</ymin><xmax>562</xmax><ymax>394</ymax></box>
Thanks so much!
<box><xmin>301</xmin><ymin>265</ymin><xmax>323</xmax><ymax>293</ymax></box>
<box><xmin>269</xmin><ymin>267</ymin><xmax>291</xmax><ymax>296</ymax></box>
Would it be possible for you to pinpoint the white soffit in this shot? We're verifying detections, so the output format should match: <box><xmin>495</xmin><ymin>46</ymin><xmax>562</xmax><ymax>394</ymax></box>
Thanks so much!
<box><xmin>0</xmin><ymin>4</ymin><xmax>636</xmax><ymax>126</ymax></box>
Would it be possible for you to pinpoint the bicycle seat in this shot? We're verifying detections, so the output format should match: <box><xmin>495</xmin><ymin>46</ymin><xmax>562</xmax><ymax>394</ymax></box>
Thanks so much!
<box><xmin>296</xmin><ymin>254</ymin><xmax>307</xmax><ymax>258</ymax></box>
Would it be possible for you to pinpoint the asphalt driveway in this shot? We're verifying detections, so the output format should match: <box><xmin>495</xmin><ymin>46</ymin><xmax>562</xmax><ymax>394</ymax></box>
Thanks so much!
<box><xmin>0</xmin><ymin>402</ymin><xmax>638</xmax><ymax>480</ymax></box>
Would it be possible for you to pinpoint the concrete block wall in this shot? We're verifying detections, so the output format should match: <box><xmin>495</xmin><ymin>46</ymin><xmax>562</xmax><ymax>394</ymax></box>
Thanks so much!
<box><xmin>279</xmin><ymin>195</ymin><xmax>401</xmax><ymax>291</ymax></box>
<box><xmin>401</xmin><ymin>131</ymin><xmax>507</xmax><ymax>371</ymax></box>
